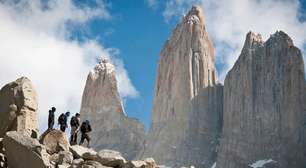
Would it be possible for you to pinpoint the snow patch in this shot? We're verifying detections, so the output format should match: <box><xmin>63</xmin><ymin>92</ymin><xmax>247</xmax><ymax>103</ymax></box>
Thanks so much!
<box><xmin>249</xmin><ymin>159</ymin><xmax>276</xmax><ymax>168</ymax></box>
<box><xmin>211</xmin><ymin>162</ymin><xmax>216</xmax><ymax>168</ymax></box>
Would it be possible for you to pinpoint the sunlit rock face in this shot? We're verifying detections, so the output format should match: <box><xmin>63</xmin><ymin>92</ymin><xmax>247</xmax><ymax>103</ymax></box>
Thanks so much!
<box><xmin>140</xmin><ymin>6</ymin><xmax>223</xmax><ymax>167</ymax></box>
<box><xmin>216</xmin><ymin>31</ymin><xmax>306</xmax><ymax>168</ymax></box>
<box><xmin>80</xmin><ymin>58</ymin><xmax>145</xmax><ymax>160</ymax></box>
<box><xmin>0</xmin><ymin>77</ymin><xmax>39</xmax><ymax>138</ymax></box>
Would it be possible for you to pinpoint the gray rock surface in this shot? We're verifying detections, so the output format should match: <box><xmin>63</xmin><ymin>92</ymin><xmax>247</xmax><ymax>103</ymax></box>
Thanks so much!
<box><xmin>216</xmin><ymin>31</ymin><xmax>306</xmax><ymax>168</ymax></box>
<box><xmin>140</xmin><ymin>5</ymin><xmax>223</xmax><ymax>167</ymax></box>
<box><xmin>0</xmin><ymin>77</ymin><xmax>39</xmax><ymax>138</ymax></box>
<box><xmin>70</xmin><ymin>145</ymin><xmax>96</xmax><ymax>159</ymax></box>
<box><xmin>80</xmin><ymin>58</ymin><xmax>145</xmax><ymax>160</ymax></box>
<box><xmin>3</xmin><ymin>131</ymin><xmax>51</xmax><ymax>168</ymax></box>
<box><xmin>40</xmin><ymin>129</ymin><xmax>70</xmax><ymax>154</ymax></box>
<box><xmin>97</xmin><ymin>149</ymin><xmax>126</xmax><ymax>167</ymax></box>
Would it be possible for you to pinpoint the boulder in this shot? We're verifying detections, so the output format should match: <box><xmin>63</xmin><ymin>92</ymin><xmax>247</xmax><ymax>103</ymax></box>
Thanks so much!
<box><xmin>82</xmin><ymin>160</ymin><xmax>105</xmax><ymax>168</ymax></box>
<box><xmin>144</xmin><ymin>158</ymin><xmax>157</xmax><ymax>168</ymax></box>
<box><xmin>123</xmin><ymin>159</ymin><xmax>157</xmax><ymax>168</ymax></box>
<box><xmin>97</xmin><ymin>149</ymin><xmax>126</xmax><ymax>167</ymax></box>
<box><xmin>49</xmin><ymin>153</ymin><xmax>60</xmax><ymax>165</ymax></box>
<box><xmin>82</xmin><ymin>151</ymin><xmax>98</xmax><ymax>161</ymax></box>
<box><xmin>58</xmin><ymin>151</ymin><xmax>73</xmax><ymax>165</ymax></box>
<box><xmin>70</xmin><ymin>145</ymin><xmax>96</xmax><ymax>159</ymax></box>
<box><xmin>124</xmin><ymin>160</ymin><xmax>147</xmax><ymax>168</ymax></box>
<box><xmin>72</xmin><ymin>158</ymin><xmax>84</xmax><ymax>166</ymax></box>
<box><xmin>0</xmin><ymin>77</ymin><xmax>39</xmax><ymax>138</ymax></box>
<box><xmin>3</xmin><ymin>131</ymin><xmax>51</xmax><ymax>168</ymax></box>
<box><xmin>57</xmin><ymin>164</ymin><xmax>70</xmax><ymax>168</ymax></box>
<box><xmin>0</xmin><ymin>153</ymin><xmax>7</xmax><ymax>168</ymax></box>
<box><xmin>40</xmin><ymin>129</ymin><xmax>70</xmax><ymax>154</ymax></box>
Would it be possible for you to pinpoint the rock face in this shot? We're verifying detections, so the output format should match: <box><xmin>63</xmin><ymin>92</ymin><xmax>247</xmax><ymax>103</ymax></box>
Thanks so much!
<box><xmin>141</xmin><ymin>6</ymin><xmax>223</xmax><ymax>167</ymax></box>
<box><xmin>216</xmin><ymin>31</ymin><xmax>306</xmax><ymax>168</ymax></box>
<box><xmin>3</xmin><ymin>131</ymin><xmax>51</xmax><ymax>168</ymax></box>
<box><xmin>80</xmin><ymin>58</ymin><xmax>145</xmax><ymax>160</ymax></box>
<box><xmin>0</xmin><ymin>77</ymin><xmax>39</xmax><ymax>138</ymax></box>
<box><xmin>40</xmin><ymin>129</ymin><xmax>70</xmax><ymax>154</ymax></box>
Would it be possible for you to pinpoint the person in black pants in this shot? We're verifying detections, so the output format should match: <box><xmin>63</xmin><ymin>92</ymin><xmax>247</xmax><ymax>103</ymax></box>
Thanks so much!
<box><xmin>79</xmin><ymin>120</ymin><xmax>92</xmax><ymax>147</ymax></box>
<box><xmin>70</xmin><ymin>113</ymin><xmax>81</xmax><ymax>145</ymax></box>
<box><xmin>58</xmin><ymin>111</ymin><xmax>70</xmax><ymax>132</ymax></box>
<box><xmin>48</xmin><ymin>107</ymin><xmax>56</xmax><ymax>129</ymax></box>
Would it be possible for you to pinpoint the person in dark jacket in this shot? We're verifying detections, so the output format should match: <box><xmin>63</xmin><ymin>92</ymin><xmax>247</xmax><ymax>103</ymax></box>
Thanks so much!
<box><xmin>70</xmin><ymin>113</ymin><xmax>80</xmax><ymax>145</ymax></box>
<box><xmin>58</xmin><ymin>111</ymin><xmax>70</xmax><ymax>132</ymax></box>
<box><xmin>79</xmin><ymin>120</ymin><xmax>92</xmax><ymax>147</ymax></box>
<box><xmin>48</xmin><ymin>107</ymin><xmax>56</xmax><ymax>129</ymax></box>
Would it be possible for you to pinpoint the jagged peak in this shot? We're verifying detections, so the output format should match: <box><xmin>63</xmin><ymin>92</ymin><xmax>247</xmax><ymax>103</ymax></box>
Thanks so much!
<box><xmin>184</xmin><ymin>5</ymin><xmax>205</xmax><ymax>26</ymax></box>
<box><xmin>242</xmin><ymin>30</ymin><xmax>295</xmax><ymax>52</ymax></box>
<box><xmin>89</xmin><ymin>57</ymin><xmax>115</xmax><ymax>80</ymax></box>
<box><xmin>242</xmin><ymin>31</ymin><xmax>264</xmax><ymax>51</ymax></box>
<box><xmin>267</xmin><ymin>30</ymin><xmax>294</xmax><ymax>47</ymax></box>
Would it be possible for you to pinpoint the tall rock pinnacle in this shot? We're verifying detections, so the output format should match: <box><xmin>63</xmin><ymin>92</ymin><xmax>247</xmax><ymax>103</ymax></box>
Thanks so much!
<box><xmin>80</xmin><ymin>58</ymin><xmax>145</xmax><ymax>160</ymax></box>
<box><xmin>216</xmin><ymin>31</ymin><xmax>306</xmax><ymax>168</ymax></box>
<box><xmin>141</xmin><ymin>6</ymin><xmax>223</xmax><ymax>167</ymax></box>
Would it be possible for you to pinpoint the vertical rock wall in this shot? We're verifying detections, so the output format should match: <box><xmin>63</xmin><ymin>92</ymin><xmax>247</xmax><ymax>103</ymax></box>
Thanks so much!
<box><xmin>216</xmin><ymin>31</ymin><xmax>306</xmax><ymax>168</ymax></box>
<box><xmin>141</xmin><ymin>6</ymin><xmax>223</xmax><ymax>167</ymax></box>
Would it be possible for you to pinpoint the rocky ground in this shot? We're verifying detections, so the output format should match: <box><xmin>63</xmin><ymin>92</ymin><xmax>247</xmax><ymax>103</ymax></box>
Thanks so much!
<box><xmin>0</xmin><ymin>129</ymin><xmax>158</xmax><ymax>168</ymax></box>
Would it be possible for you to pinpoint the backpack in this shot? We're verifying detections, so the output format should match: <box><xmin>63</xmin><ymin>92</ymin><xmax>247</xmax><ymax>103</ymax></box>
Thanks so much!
<box><xmin>70</xmin><ymin>116</ymin><xmax>79</xmax><ymax>127</ymax></box>
<box><xmin>58</xmin><ymin>114</ymin><xmax>66</xmax><ymax>125</ymax></box>
<box><xmin>81</xmin><ymin>122</ymin><xmax>91</xmax><ymax>133</ymax></box>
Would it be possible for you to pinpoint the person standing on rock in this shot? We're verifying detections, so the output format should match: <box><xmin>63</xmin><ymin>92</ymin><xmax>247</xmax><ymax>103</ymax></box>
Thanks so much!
<box><xmin>58</xmin><ymin>111</ymin><xmax>70</xmax><ymax>132</ymax></box>
<box><xmin>70</xmin><ymin>113</ymin><xmax>80</xmax><ymax>145</ymax></box>
<box><xmin>48</xmin><ymin>107</ymin><xmax>56</xmax><ymax>129</ymax></box>
<box><xmin>79</xmin><ymin>120</ymin><xmax>92</xmax><ymax>147</ymax></box>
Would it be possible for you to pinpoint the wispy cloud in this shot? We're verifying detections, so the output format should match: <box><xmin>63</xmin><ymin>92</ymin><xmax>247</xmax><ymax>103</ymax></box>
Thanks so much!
<box><xmin>0</xmin><ymin>0</ymin><xmax>138</xmax><ymax>131</ymax></box>
<box><xmin>147</xmin><ymin>0</ymin><xmax>306</xmax><ymax>82</ymax></box>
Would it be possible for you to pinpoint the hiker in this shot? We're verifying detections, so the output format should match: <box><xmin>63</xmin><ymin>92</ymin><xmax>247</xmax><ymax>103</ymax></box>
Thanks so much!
<box><xmin>79</xmin><ymin>120</ymin><xmax>92</xmax><ymax>147</ymax></box>
<box><xmin>48</xmin><ymin>107</ymin><xmax>56</xmax><ymax>129</ymax></box>
<box><xmin>58</xmin><ymin>111</ymin><xmax>70</xmax><ymax>132</ymax></box>
<box><xmin>70</xmin><ymin>113</ymin><xmax>81</xmax><ymax>145</ymax></box>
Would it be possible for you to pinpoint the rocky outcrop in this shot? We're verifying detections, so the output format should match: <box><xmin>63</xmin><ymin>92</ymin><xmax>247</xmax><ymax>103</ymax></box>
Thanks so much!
<box><xmin>0</xmin><ymin>77</ymin><xmax>39</xmax><ymax>138</ymax></box>
<box><xmin>97</xmin><ymin>150</ymin><xmax>126</xmax><ymax>167</ymax></box>
<box><xmin>3</xmin><ymin>131</ymin><xmax>51</xmax><ymax>168</ymax></box>
<box><xmin>80</xmin><ymin>58</ymin><xmax>145</xmax><ymax>160</ymax></box>
<box><xmin>216</xmin><ymin>31</ymin><xmax>306</xmax><ymax>168</ymax></box>
<box><xmin>141</xmin><ymin>6</ymin><xmax>223</xmax><ymax>167</ymax></box>
<box><xmin>40</xmin><ymin>129</ymin><xmax>70</xmax><ymax>154</ymax></box>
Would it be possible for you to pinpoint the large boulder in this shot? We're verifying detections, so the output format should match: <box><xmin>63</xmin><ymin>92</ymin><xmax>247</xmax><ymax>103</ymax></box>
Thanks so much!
<box><xmin>123</xmin><ymin>158</ymin><xmax>157</xmax><ymax>168</ymax></box>
<box><xmin>97</xmin><ymin>149</ymin><xmax>126</xmax><ymax>167</ymax></box>
<box><xmin>58</xmin><ymin>151</ymin><xmax>73</xmax><ymax>165</ymax></box>
<box><xmin>70</xmin><ymin>145</ymin><xmax>96</xmax><ymax>159</ymax></box>
<box><xmin>124</xmin><ymin>161</ymin><xmax>147</xmax><ymax>168</ymax></box>
<box><xmin>40</xmin><ymin>129</ymin><xmax>70</xmax><ymax>154</ymax></box>
<box><xmin>81</xmin><ymin>160</ymin><xmax>105</xmax><ymax>168</ymax></box>
<box><xmin>0</xmin><ymin>77</ymin><xmax>39</xmax><ymax>138</ymax></box>
<box><xmin>3</xmin><ymin>131</ymin><xmax>51</xmax><ymax>168</ymax></box>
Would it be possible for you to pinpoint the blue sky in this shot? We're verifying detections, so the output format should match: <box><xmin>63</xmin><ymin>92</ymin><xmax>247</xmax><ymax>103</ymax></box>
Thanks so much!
<box><xmin>0</xmin><ymin>0</ymin><xmax>305</xmax><ymax>130</ymax></box>
<box><xmin>83</xmin><ymin>0</ymin><xmax>306</xmax><ymax>129</ymax></box>
<box><xmin>87</xmin><ymin>1</ymin><xmax>174</xmax><ymax>129</ymax></box>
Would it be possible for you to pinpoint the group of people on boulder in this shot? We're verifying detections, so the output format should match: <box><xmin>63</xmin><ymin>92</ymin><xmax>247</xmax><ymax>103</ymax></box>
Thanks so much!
<box><xmin>47</xmin><ymin>107</ymin><xmax>92</xmax><ymax>147</ymax></box>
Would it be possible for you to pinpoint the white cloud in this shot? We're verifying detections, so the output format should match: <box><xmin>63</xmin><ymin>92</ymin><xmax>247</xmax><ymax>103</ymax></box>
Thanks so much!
<box><xmin>148</xmin><ymin>0</ymin><xmax>306</xmax><ymax>82</ymax></box>
<box><xmin>0</xmin><ymin>0</ymin><xmax>138</xmax><ymax>131</ymax></box>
